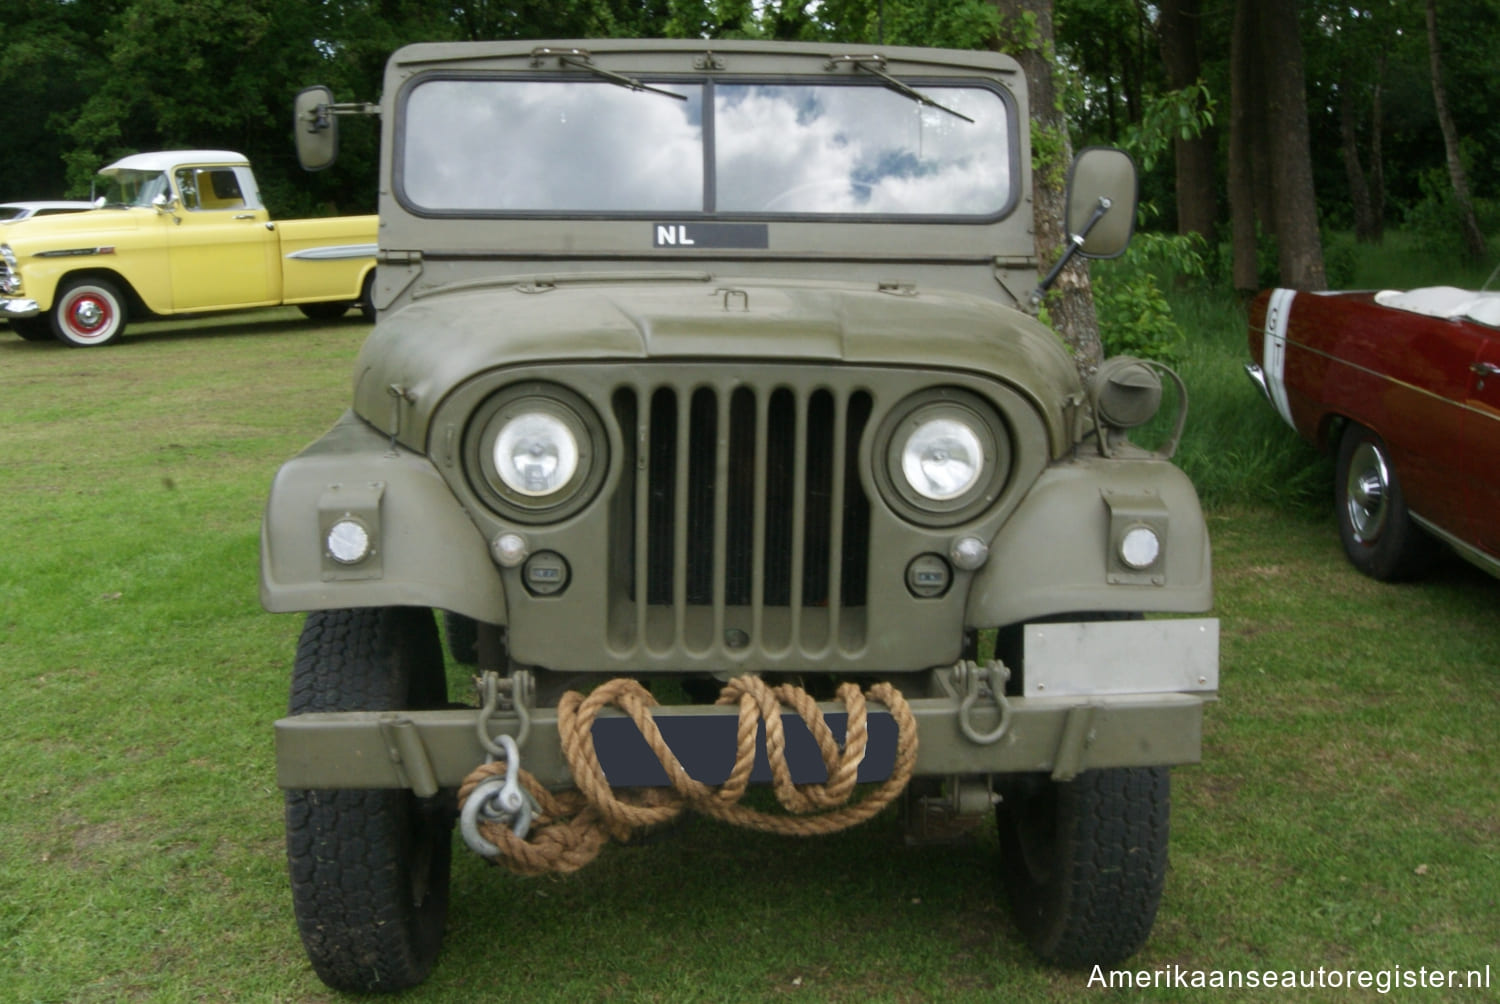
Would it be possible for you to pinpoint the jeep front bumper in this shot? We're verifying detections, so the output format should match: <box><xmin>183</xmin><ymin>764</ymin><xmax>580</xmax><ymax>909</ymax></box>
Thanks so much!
<box><xmin>275</xmin><ymin>618</ymin><xmax>1218</xmax><ymax>793</ymax></box>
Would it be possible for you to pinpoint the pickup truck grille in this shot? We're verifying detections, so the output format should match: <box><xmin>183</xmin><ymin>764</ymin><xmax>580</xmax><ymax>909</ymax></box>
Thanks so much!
<box><xmin>611</xmin><ymin>380</ymin><xmax>873</xmax><ymax>654</ymax></box>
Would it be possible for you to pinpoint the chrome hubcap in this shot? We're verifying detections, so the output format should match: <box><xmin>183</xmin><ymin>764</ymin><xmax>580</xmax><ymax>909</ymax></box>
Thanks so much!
<box><xmin>1345</xmin><ymin>441</ymin><xmax>1390</xmax><ymax>543</ymax></box>
<box><xmin>72</xmin><ymin>298</ymin><xmax>103</xmax><ymax>330</ymax></box>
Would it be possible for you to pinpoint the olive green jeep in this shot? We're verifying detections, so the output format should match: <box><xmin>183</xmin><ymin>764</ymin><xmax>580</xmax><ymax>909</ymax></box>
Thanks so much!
<box><xmin>263</xmin><ymin>38</ymin><xmax>1217</xmax><ymax>993</ymax></box>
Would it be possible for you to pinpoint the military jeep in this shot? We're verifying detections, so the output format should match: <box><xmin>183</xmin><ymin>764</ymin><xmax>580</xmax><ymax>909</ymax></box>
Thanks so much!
<box><xmin>263</xmin><ymin>38</ymin><xmax>1218</xmax><ymax>993</ymax></box>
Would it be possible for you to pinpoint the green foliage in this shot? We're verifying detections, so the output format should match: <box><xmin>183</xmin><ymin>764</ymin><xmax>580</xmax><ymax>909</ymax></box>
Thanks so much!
<box><xmin>1119</xmin><ymin>82</ymin><xmax>1216</xmax><ymax>173</ymax></box>
<box><xmin>1094</xmin><ymin>232</ymin><xmax>1205</xmax><ymax>364</ymax></box>
<box><xmin>1402</xmin><ymin>163</ymin><xmax>1499</xmax><ymax>264</ymax></box>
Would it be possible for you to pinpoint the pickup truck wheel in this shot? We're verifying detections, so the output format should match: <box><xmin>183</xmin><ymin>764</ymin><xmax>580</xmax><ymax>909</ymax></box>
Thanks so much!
<box><xmin>285</xmin><ymin>607</ymin><xmax>452</xmax><ymax>993</ymax></box>
<box><xmin>297</xmin><ymin>301</ymin><xmax>350</xmax><ymax>320</ymax></box>
<box><xmin>51</xmin><ymin>278</ymin><xmax>127</xmax><ymax>346</ymax></box>
<box><xmin>1335</xmin><ymin>423</ymin><xmax>1433</xmax><ymax>580</ymax></box>
<box><xmin>358</xmin><ymin>271</ymin><xmax>376</xmax><ymax>321</ymax></box>
<box><xmin>996</xmin><ymin>767</ymin><xmax>1170</xmax><ymax>968</ymax></box>
<box><xmin>9</xmin><ymin>317</ymin><xmax>53</xmax><ymax>341</ymax></box>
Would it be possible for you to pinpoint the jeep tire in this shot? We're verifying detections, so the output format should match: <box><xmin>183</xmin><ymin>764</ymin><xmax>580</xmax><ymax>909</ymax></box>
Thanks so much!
<box><xmin>284</xmin><ymin>607</ymin><xmax>452</xmax><ymax>993</ymax></box>
<box><xmin>996</xmin><ymin>766</ymin><xmax>1170</xmax><ymax>968</ymax></box>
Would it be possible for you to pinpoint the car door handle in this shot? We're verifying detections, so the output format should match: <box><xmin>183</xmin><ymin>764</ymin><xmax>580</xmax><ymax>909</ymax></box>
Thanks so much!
<box><xmin>234</xmin><ymin>213</ymin><xmax>256</xmax><ymax>220</ymax></box>
<box><xmin>1471</xmin><ymin>362</ymin><xmax>1500</xmax><ymax>377</ymax></box>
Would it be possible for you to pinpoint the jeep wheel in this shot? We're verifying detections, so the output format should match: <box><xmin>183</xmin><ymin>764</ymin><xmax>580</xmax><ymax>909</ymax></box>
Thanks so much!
<box><xmin>996</xmin><ymin>767</ymin><xmax>1169</xmax><ymax>968</ymax></box>
<box><xmin>1335</xmin><ymin>422</ymin><xmax>1433</xmax><ymax>580</ymax></box>
<box><xmin>51</xmin><ymin>278</ymin><xmax>127</xmax><ymax>346</ymax></box>
<box><xmin>285</xmin><ymin>607</ymin><xmax>452</xmax><ymax>993</ymax></box>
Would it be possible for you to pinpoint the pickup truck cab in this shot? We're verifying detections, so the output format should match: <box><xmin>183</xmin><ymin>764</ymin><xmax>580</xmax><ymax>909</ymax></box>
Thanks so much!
<box><xmin>0</xmin><ymin>150</ymin><xmax>376</xmax><ymax>346</ymax></box>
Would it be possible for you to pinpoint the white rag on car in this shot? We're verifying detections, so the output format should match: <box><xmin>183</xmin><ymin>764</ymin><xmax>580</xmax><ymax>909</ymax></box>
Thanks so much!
<box><xmin>1375</xmin><ymin>285</ymin><xmax>1500</xmax><ymax>327</ymax></box>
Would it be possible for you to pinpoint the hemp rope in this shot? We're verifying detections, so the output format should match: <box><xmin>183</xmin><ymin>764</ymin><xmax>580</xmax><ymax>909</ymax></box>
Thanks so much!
<box><xmin>457</xmin><ymin>675</ymin><xmax>919</xmax><ymax>876</ymax></box>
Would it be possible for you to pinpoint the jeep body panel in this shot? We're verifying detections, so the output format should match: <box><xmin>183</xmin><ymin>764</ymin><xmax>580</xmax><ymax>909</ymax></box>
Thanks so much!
<box><xmin>267</xmin><ymin>38</ymin><xmax>1218</xmax><ymax>991</ymax></box>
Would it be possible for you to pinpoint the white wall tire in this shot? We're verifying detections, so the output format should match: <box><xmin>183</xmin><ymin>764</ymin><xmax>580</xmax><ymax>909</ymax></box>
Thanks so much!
<box><xmin>51</xmin><ymin>279</ymin><xmax>128</xmax><ymax>347</ymax></box>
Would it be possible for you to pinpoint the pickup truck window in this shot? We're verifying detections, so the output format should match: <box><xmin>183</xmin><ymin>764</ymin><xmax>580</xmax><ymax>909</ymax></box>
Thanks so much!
<box><xmin>94</xmin><ymin>169</ymin><xmax>171</xmax><ymax>210</ymax></box>
<box><xmin>398</xmin><ymin>76</ymin><xmax>1014</xmax><ymax>219</ymax></box>
<box><xmin>174</xmin><ymin>167</ymin><xmax>250</xmax><ymax>211</ymax></box>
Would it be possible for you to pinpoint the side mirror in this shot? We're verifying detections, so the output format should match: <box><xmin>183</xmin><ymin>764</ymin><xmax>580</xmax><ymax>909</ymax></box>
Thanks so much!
<box><xmin>1065</xmin><ymin>147</ymin><xmax>1137</xmax><ymax>260</ymax></box>
<box><xmin>294</xmin><ymin>85</ymin><xmax>340</xmax><ymax>172</ymax></box>
<box><xmin>1032</xmin><ymin>147</ymin><xmax>1138</xmax><ymax>305</ymax></box>
<box><xmin>151</xmin><ymin>193</ymin><xmax>176</xmax><ymax>213</ymax></box>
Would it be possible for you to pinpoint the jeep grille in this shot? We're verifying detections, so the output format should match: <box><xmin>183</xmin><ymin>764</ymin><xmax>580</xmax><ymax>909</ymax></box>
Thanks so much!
<box><xmin>611</xmin><ymin>382</ymin><xmax>873</xmax><ymax>654</ymax></box>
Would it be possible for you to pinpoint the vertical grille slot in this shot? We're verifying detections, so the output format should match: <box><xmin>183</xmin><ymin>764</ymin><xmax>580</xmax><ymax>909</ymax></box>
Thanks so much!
<box><xmin>614</xmin><ymin>379</ymin><xmax>872</xmax><ymax>656</ymax></box>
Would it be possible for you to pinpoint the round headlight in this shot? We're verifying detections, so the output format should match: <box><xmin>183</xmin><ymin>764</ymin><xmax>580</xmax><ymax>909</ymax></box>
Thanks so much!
<box><xmin>876</xmin><ymin>389</ymin><xmax>1012</xmax><ymax>527</ymax></box>
<box><xmin>493</xmin><ymin>412</ymin><xmax>579</xmax><ymax>497</ymax></box>
<box><xmin>900</xmin><ymin>418</ymin><xmax>984</xmax><ymax>501</ymax></box>
<box><xmin>465</xmin><ymin>383</ymin><xmax>607</xmax><ymax>523</ymax></box>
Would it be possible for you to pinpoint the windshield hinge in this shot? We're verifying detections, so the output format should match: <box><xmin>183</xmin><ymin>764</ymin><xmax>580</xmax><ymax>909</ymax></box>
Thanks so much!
<box><xmin>824</xmin><ymin>54</ymin><xmax>975</xmax><ymax>124</ymax></box>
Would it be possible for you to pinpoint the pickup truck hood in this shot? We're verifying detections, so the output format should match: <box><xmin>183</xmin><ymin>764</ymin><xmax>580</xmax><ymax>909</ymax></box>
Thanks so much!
<box><xmin>353</xmin><ymin>275</ymin><xmax>1084</xmax><ymax>454</ymax></box>
<box><xmin>0</xmin><ymin>207</ymin><xmax>152</xmax><ymax>252</ymax></box>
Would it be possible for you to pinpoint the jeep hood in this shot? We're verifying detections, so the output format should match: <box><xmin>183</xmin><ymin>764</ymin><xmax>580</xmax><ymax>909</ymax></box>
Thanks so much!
<box><xmin>352</xmin><ymin>276</ymin><xmax>1084</xmax><ymax>455</ymax></box>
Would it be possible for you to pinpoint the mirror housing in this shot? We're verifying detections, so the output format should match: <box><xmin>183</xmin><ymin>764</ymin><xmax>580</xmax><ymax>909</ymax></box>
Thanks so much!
<box><xmin>294</xmin><ymin>85</ymin><xmax>340</xmax><ymax>172</ymax></box>
<box><xmin>1065</xmin><ymin>147</ymin><xmax>1138</xmax><ymax>260</ymax></box>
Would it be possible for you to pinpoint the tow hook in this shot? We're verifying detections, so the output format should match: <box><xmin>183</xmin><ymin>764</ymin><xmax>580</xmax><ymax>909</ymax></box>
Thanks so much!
<box><xmin>953</xmin><ymin>659</ymin><xmax>1012</xmax><ymax>745</ymax></box>
<box><xmin>461</xmin><ymin>670</ymin><xmax>539</xmax><ymax>858</ymax></box>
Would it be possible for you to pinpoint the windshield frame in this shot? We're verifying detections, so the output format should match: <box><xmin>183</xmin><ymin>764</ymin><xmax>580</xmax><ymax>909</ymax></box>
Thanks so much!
<box><xmin>392</xmin><ymin>70</ymin><xmax>1021</xmax><ymax>225</ymax></box>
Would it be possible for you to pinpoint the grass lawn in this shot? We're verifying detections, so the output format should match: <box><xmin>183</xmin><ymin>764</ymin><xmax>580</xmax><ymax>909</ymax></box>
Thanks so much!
<box><xmin>1</xmin><ymin>307</ymin><xmax>1496</xmax><ymax>1002</ymax></box>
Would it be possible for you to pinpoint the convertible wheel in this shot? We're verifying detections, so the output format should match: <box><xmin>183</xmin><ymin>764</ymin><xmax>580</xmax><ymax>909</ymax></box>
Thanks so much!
<box><xmin>996</xmin><ymin>767</ymin><xmax>1170</xmax><ymax>968</ymax></box>
<box><xmin>285</xmin><ymin>607</ymin><xmax>452</xmax><ymax>993</ymax></box>
<box><xmin>51</xmin><ymin>278</ymin><xmax>127</xmax><ymax>346</ymax></box>
<box><xmin>1335</xmin><ymin>423</ymin><xmax>1432</xmax><ymax>580</ymax></box>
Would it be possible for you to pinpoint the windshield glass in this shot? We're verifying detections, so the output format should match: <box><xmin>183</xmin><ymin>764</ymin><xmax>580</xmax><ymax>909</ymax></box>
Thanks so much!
<box><xmin>93</xmin><ymin>169</ymin><xmax>171</xmax><ymax>209</ymax></box>
<box><xmin>398</xmin><ymin>76</ymin><xmax>1014</xmax><ymax>218</ymax></box>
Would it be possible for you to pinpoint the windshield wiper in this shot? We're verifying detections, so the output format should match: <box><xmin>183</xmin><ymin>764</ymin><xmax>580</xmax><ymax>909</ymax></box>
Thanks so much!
<box><xmin>826</xmin><ymin>54</ymin><xmax>975</xmax><ymax>124</ymax></box>
<box><xmin>531</xmin><ymin>47</ymin><xmax>686</xmax><ymax>102</ymax></box>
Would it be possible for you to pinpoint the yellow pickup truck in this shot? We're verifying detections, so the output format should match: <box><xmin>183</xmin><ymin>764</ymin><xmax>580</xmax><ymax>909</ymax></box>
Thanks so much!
<box><xmin>1</xmin><ymin>150</ymin><xmax>376</xmax><ymax>346</ymax></box>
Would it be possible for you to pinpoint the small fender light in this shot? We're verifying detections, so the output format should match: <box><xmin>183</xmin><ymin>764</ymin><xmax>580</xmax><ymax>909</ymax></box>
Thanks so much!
<box><xmin>326</xmin><ymin>518</ymin><xmax>372</xmax><ymax>565</ymax></box>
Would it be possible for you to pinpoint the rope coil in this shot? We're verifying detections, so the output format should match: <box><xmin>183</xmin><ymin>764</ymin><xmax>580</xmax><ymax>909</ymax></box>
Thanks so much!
<box><xmin>457</xmin><ymin>675</ymin><xmax>918</xmax><ymax>876</ymax></box>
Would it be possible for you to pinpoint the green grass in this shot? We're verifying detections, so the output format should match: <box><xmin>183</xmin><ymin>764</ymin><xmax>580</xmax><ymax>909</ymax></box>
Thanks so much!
<box><xmin>2</xmin><ymin>298</ymin><xmax>1497</xmax><ymax>1002</ymax></box>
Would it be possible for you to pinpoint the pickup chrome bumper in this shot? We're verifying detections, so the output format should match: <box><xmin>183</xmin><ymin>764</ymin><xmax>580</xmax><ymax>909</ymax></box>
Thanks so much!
<box><xmin>275</xmin><ymin>618</ymin><xmax>1218</xmax><ymax>793</ymax></box>
<box><xmin>1</xmin><ymin>298</ymin><xmax>41</xmax><ymax>318</ymax></box>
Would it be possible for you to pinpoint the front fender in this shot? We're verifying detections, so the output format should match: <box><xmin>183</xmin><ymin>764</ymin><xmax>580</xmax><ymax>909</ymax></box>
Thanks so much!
<box><xmin>967</xmin><ymin>454</ymin><xmax>1212</xmax><ymax>627</ymax></box>
<box><xmin>259</xmin><ymin>410</ymin><xmax>506</xmax><ymax>622</ymax></box>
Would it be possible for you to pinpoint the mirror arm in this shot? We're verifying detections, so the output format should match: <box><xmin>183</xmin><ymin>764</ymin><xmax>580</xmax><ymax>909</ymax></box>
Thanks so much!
<box><xmin>1030</xmin><ymin>196</ymin><xmax>1112</xmax><ymax>307</ymax></box>
<box><xmin>303</xmin><ymin>101</ymin><xmax>379</xmax><ymax>134</ymax></box>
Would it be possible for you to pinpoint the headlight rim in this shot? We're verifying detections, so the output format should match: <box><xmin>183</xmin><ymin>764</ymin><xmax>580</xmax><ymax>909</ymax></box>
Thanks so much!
<box><xmin>874</xmin><ymin>388</ymin><xmax>1012</xmax><ymax>528</ymax></box>
<box><xmin>464</xmin><ymin>381</ymin><xmax>607</xmax><ymax>524</ymax></box>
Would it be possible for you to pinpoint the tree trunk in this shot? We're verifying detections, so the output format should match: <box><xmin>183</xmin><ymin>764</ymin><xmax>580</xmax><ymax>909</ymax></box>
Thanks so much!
<box><xmin>1156</xmin><ymin>0</ymin><xmax>1217</xmax><ymax>246</ymax></box>
<box><xmin>1259</xmin><ymin>0</ymin><xmax>1325</xmax><ymax>290</ymax></box>
<box><xmin>1425</xmin><ymin>0</ymin><xmax>1486</xmax><ymax>261</ymax></box>
<box><xmin>1339</xmin><ymin>62</ymin><xmax>1378</xmax><ymax>244</ymax></box>
<box><xmin>1369</xmin><ymin>56</ymin><xmax>1386</xmax><ymax>241</ymax></box>
<box><xmin>991</xmin><ymin>0</ymin><xmax>1103</xmax><ymax>374</ymax></box>
<box><xmin>1227</xmin><ymin>0</ymin><xmax>1259</xmax><ymax>297</ymax></box>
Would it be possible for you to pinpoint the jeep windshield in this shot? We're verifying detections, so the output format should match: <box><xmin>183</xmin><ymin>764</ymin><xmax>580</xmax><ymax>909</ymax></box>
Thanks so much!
<box><xmin>397</xmin><ymin>77</ymin><xmax>1016</xmax><ymax>219</ymax></box>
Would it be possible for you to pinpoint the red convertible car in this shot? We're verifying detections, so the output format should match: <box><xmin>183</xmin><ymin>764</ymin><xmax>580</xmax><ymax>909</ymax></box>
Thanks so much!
<box><xmin>1246</xmin><ymin>285</ymin><xmax>1500</xmax><ymax>581</ymax></box>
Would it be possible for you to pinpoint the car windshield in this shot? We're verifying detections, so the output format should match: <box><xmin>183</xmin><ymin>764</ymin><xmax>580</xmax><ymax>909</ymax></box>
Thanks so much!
<box><xmin>398</xmin><ymin>76</ymin><xmax>1015</xmax><ymax>219</ymax></box>
<box><xmin>92</xmin><ymin>169</ymin><xmax>172</xmax><ymax>209</ymax></box>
